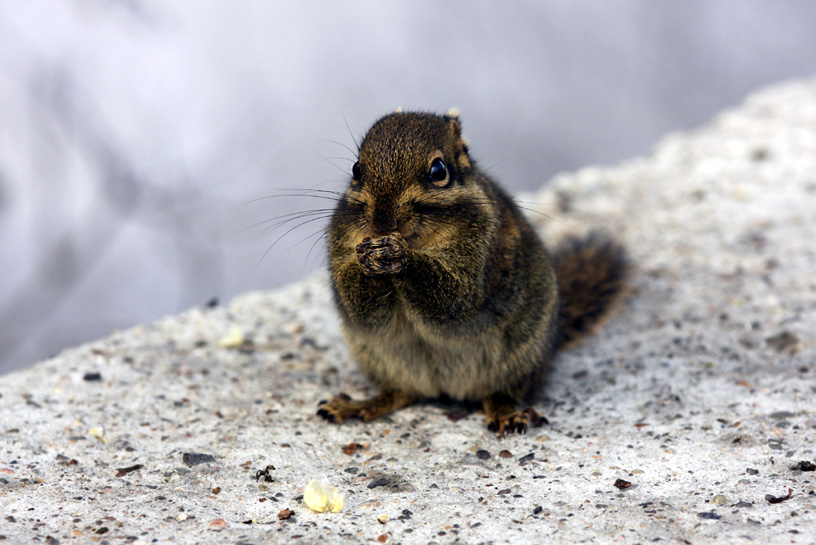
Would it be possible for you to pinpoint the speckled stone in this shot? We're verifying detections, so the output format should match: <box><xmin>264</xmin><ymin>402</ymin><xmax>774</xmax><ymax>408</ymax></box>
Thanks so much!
<box><xmin>2</xmin><ymin>78</ymin><xmax>816</xmax><ymax>544</ymax></box>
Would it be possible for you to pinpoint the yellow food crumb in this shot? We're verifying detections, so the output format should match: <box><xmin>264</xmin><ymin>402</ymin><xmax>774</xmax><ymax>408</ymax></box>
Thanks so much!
<box><xmin>88</xmin><ymin>427</ymin><xmax>104</xmax><ymax>438</ymax></box>
<box><xmin>218</xmin><ymin>327</ymin><xmax>245</xmax><ymax>348</ymax></box>
<box><xmin>303</xmin><ymin>479</ymin><xmax>344</xmax><ymax>513</ymax></box>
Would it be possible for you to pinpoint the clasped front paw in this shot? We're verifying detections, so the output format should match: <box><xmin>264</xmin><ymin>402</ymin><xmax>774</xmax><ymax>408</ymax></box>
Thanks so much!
<box><xmin>356</xmin><ymin>233</ymin><xmax>406</xmax><ymax>276</ymax></box>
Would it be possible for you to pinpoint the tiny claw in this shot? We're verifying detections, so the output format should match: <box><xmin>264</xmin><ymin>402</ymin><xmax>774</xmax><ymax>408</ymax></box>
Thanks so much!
<box><xmin>355</xmin><ymin>237</ymin><xmax>372</xmax><ymax>250</ymax></box>
<box><xmin>316</xmin><ymin>408</ymin><xmax>335</xmax><ymax>422</ymax></box>
<box><xmin>523</xmin><ymin>407</ymin><xmax>547</xmax><ymax>428</ymax></box>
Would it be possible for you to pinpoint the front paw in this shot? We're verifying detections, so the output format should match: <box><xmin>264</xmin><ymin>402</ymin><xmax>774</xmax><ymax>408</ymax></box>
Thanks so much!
<box><xmin>356</xmin><ymin>233</ymin><xmax>406</xmax><ymax>276</ymax></box>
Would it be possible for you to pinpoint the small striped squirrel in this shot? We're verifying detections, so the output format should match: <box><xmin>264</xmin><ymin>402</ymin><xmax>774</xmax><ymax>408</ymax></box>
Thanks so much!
<box><xmin>317</xmin><ymin>111</ymin><xmax>627</xmax><ymax>434</ymax></box>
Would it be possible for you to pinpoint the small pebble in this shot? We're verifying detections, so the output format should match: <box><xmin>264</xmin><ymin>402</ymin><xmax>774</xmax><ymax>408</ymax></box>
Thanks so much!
<box><xmin>766</xmin><ymin>489</ymin><xmax>793</xmax><ymax>504</ymax></box>
<box><xmin>182</xmin><ymin>452</ymin><xmax>215</xmax><ymax>467</ymax></box>
<box><xmin>277</xmin><ymin>509</ymin><xmax>294</xmax><ymax>520</ymax></box>
<box><xmin>697</xmin><ymin>512</ymin><xmax>720</xmax><ymax>520</ymax></box>
<box><xmin>368</xmin><ymin>478</ymin><xmax>389</xmax><ymax>489</ymax></box>
<box><xmin>712</xmin><ymin>495</ymin><xmax>727</xmax><ymax>505</ymax></box>
<box><xmin>614</xmin><ymin>479</ymin><xmax>632</xmax><ymax>490</ymax></box>
<box><xmin>518</xmin><ymin>453</ymin><xmax>535</xmax><ymax>463</ymax></box>
<box><xmin>766</xmin><ymin>331</ymin><xmax>798</xmax><ymax>352</ymax></box>
<box><xmin>476</xmin><ymin>449</ymin><xmax>491</xmax><ymax>460</ymax></box>
<box><xmin>343</xmin><ymin>443</ymin><xmax>363</xmax><ymax>455</ymax></box>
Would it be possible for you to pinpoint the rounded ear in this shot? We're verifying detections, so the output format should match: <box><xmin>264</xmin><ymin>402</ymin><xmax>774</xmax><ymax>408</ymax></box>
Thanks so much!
<box><xmin>444</xmin><ymin>109</ymin><xmax>462</xmax><ymax>135</ymax></box>
<box><xmin>444</xmin><ymin>114</ymin><xmax>471</xmax><ymax>170</ymax></box>
<box><xmin>447</xmin><ymin>117</ymin><xmax>462</xmax><ymax>138</ymax></box>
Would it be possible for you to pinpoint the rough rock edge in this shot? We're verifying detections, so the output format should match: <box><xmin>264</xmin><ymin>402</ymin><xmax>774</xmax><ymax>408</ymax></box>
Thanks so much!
<box><xmin>1</xmin><ymin>78</ymin><xmax>814</xmax><ymax>544</ymax></box>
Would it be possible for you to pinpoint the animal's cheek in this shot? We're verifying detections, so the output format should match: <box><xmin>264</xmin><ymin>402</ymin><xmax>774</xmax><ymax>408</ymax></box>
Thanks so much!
<box><xmin>336</xmin><ymin>226</ymin><xmax>368</xmax><ymax>252</ymax></box>
<box><xmin>393</xmin><ymin>212</ymin><xmax>423</xmax><ymax>246</ymax></box>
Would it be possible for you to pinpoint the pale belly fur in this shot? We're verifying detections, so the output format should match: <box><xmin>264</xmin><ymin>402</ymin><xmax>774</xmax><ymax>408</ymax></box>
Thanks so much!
<box><xmin>346</xmin><ymin>305</ymin><xmax>508</xmax><ymax>401</ymax></box>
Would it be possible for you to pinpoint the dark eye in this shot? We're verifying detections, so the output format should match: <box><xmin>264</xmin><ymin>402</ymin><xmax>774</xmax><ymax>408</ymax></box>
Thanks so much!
<box><xmin>351</xmin><ymin>161</ymin><xmax>362</xmax><ymax>182</ymax></box>
<box><xmin>428</xmin><ymin>158</ymin><xmax>448</xmax><ymax>185</ymax></box>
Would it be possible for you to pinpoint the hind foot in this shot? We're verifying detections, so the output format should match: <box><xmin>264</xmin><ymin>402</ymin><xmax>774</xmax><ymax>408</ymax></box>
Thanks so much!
<box><xmin>483</xmin><ymin>393</ymin><xmax>546</xmax><ymax>436</ymax></box>
<box><xmin>317</xmin><ymin>390</ymin><xmax>415</xmax><ymax>424</ymax></box>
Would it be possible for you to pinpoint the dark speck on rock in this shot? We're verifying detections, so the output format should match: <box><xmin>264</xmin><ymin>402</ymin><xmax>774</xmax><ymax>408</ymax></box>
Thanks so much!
<box><xmin>368</xmin><ymin>478</ymin><xmax>389</xmax><ymax>489</ymax></box>
<box><xmin>697</xmin><ymin>512</ymin><xmax>721</xmax><ymax>520</ymax></box>
<box><xmin>746</xmin><ymin>468</ymin><xmax>759</xmax><ymax>475</ymax></box>
<box><xmin>765</xmin><ymin>489</ymin><xmax>793</xmax><ymax>504</ymax></box>
<box><xmin>792</xmin><ymin>460</ymin><xmax>816</xmax><ymax>471</ymax></box>
<box><xmin>766</xmin><ymin>331</ymin><xmax>798</xmax><ymax>352</ymax></box>
<box><xmin>767</xmin><ymin>439</ymin><xmax>784</xmax><ymax>450</ymax></box>
<box><xmin>519</xmin><ymin>453</ymin><xmax>535</xmax><ymax>464</ymax></box>
<box><xmin>182</xmin><ymin>452</ymin><xmax>216</xmax><ymax>467</ymax></box>
<box><xmin>83</xmin><ymin>372</ymin><xmax>102</xmax><ymax>382</ymax></box>
<box><xmin>614</xmin><ymin>479</ymin><xmax>632</xmax><ymax>490</ymax></box>
<box><xmin>476</xmin><ymin>449</ymin><xmax>491</xmax><ymax>460</ymax></box>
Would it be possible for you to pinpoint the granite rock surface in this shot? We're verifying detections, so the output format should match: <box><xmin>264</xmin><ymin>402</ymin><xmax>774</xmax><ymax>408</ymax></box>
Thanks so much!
<box><xmin>2</xmin><ymin>79</ymin><xmax>816</xmax><ymax>544</ymax></box>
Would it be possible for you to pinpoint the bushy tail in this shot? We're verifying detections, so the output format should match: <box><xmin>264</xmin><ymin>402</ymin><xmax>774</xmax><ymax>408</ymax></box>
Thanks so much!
<box><xmin>552</xmin><ymin>231</ymin><xmax>628</xmax><ymax>348</ymax></box>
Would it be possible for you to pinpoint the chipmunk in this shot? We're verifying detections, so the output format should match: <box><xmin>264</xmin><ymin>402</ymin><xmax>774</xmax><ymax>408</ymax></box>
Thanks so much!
<box><xmin>317</xmin><ymin>111</ymin><xmax>627</xmax><ymax>434</ymax></box>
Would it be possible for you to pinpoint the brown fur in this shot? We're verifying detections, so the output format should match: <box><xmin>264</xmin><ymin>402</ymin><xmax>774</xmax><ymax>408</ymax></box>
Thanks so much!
<box><xmin>552</xmin><ymin>232</ymin><xmax>629</xmax><ymax>348</ymax></box>
<box><xmin>317</xmin><ymin>111</ymin><xmax>627</xmax><ymax>435</ymax></box>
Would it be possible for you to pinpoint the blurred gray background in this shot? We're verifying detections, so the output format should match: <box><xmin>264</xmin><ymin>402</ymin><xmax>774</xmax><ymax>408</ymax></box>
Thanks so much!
<box><xmin>2</xmin><ymin>0</ymin><xmax>816</xmax><ymax>375</ymax></box>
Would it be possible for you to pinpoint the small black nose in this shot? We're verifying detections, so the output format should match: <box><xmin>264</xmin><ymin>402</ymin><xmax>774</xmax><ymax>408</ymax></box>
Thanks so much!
<box><xmin>371</xmin><ymin>207</ymin><xmax>398</xmax><ymax>235</ymax></box>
